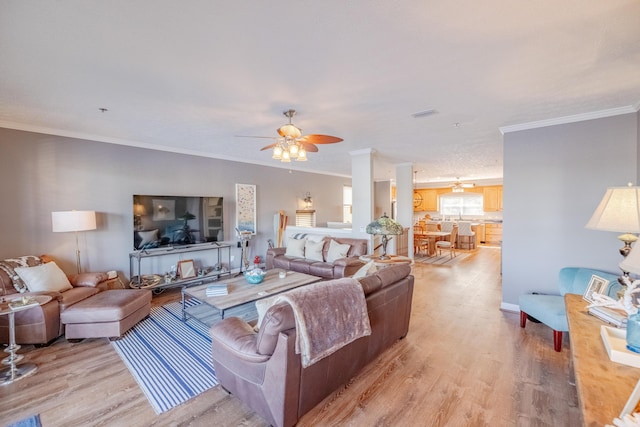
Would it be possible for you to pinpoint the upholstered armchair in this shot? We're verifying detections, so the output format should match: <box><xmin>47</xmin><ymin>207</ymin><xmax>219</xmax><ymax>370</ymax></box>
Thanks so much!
<box><xmin>519</xmin><ymin>267</ymin><xmax>621</xmax><ymax>351</ymax></box>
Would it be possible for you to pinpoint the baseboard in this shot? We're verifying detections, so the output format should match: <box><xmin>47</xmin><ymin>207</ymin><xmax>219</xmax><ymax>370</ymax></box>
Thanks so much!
<box><xmin>500</xmin><ymin>301</ymin><xmax>519</xmax><ymax>313</ymax></box>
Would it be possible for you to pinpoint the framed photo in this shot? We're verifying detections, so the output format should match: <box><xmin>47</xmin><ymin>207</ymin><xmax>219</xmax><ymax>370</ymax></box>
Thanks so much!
<box><xmin>236</xmin><ymin>183</ymin><xmax>256</xmax><ymax>235</ymax></box>
<box><xmin>620</xmin><ymin>378</ymin><xmax>640</xmax><ymax>417</ymax></box>
<box><xmin>178</xmin><ymin>260</ymin><xmax>196</xmax><ymax>279</ymax></box>
<box><xmin>583</xmin><ymin>274</ymin><xmax>610</xmax><ymax>303</ymax></box>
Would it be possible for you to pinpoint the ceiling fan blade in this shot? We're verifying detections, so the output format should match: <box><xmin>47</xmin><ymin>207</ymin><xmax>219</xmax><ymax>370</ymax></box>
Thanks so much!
<box><xmin>299</xmin><ymin>141</ymin><xmax>319</xmax><ymax>152</ymax></box>
<box><xmin>298</xmin><ymin>134</ymin><xmax>343</xmax><ymax>144</ymax></box>
<box><xmin>259</xmin><ymin>143</ymin><xmax>278</xmax><ymax>151</ymax></box>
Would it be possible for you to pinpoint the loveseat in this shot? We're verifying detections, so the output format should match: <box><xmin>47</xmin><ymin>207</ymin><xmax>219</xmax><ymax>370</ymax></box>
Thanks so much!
<box><xmin>0</xmin><ymin>255</ymin><xmax>147</xmax><ymax>345</ymax></box>
<box><xmin>210</xmin><ymin>263</ymin><xmax>414</xmax><ymax>427</ymax></box>
<box><xmin>266</xmin><ymin>236</ymin><xmax>368</xmax><ymax>279</ymax></box>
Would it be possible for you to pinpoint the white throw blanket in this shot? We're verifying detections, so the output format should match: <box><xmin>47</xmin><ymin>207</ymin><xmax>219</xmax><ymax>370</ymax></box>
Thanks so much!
<box><xmin>273</xmin><ymin>278</ymin><xmax>371</xmax><ymax>368</ymax></box>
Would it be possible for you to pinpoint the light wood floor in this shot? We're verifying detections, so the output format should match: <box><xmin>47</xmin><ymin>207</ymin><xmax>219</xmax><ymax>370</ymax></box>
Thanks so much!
<box><xmin>0</xmin><ymin>247</ymin><xmax>581</xmax><ymax>426</ymax></box>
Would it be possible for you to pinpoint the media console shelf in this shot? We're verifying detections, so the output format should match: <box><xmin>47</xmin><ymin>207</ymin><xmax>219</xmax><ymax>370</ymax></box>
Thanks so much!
<box><xmin>129</xmin><ymin>242</ymin><xmax>232</xmax><ymax>290</ymax></box>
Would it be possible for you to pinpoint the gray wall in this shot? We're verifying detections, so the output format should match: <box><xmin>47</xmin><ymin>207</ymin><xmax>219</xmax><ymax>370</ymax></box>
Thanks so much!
<box><xmin>0</xmin><ymin>128</ymin><xmax>350</xmax><ymax>278</ymax></box>
<box><xmin>502</xmin><ymin>112</ymin><xmax>640</xmax><ymax>308</ymax></box>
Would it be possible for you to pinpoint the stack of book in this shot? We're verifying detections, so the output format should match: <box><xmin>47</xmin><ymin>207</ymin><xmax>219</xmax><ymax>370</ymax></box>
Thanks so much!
<box><xmin>205</xmin><ymin>283</ymin><xmax>228</xmax><ymax>297</ymax></box>
<box><xmin>588</xmin><ymin>305</ymin><xmax>628</xmax><ymax>328</ymax></box>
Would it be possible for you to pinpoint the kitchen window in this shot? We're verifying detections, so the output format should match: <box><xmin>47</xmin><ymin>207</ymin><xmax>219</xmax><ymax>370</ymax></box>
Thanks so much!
<box><xmin>440</xmin><ymin>192</ymin><xmax>484</xmax><ymax>216</ymax></box>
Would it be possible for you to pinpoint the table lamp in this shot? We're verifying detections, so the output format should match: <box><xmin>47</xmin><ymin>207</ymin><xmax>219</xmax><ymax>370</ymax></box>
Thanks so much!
<box><xmin>586</xmin><ymin>184</ymin><xmax>640</xmax><ymax>286</ymax></box>
<box><xmin>52</xmin><ymin>210</ymin><xmax>97</xmax><ymax>274</ymax></box>
<box><xmin>366</xmin><ymin>213</ymin><xmax>404</xmax><ymax>260</ymax></box>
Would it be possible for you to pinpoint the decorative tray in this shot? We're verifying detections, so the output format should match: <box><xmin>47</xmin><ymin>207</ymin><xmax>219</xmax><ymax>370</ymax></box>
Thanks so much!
<box><xmin>130</xmin><ymin>274</ymin><xmax>163</xmax><ymax>289</ymax></box>
<box><xmin>601</xmin><ymin>325</ymin><xmax>640</xmax><ymax>368</ymax></box>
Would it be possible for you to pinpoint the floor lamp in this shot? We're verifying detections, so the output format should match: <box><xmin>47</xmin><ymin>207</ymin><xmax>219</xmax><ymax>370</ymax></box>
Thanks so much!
<box><xmin>52</xmin><ymin>210</ymin><xmax>97</xmax><ymax>274</ymax></box>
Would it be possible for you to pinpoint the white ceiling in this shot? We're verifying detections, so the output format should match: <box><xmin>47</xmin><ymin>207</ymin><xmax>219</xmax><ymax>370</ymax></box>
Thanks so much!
<box><xmin>1</xmin><ymin>1</ymin><xmax>640</xmax><ymax>185</ymax></box>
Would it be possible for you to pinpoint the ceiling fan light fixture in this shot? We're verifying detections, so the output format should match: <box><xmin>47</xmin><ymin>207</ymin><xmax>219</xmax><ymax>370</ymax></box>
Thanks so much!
<box><xmin>281</xmin><ymin>149</ymin><xmax>291</xmax><ymax>162</ymax></box>
<box><xmin>297</xmin><ymin>148</ymin><xmax>307</xmax><ymax>161</ymax></box>
<box><xmin>272</xmin><ymin>145</ymin><xmax>283</xmax><ymax>159</ymax></box>
<box><xmin>278</xmin><ymin>123</ymin><xmax>302</xmax><ymax>139</ymax></box>
<box><xmin>289</xmin><ymin>143</ymin><xmax>299</xmax><ymax>158</ymax></box>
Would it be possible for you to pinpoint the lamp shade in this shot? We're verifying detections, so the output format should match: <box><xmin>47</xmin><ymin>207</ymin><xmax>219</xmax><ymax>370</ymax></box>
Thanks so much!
<box><xmin>585</xmin><ymin>186</ymin><xmax>640</xmax><ymax>233</ymax></box>
<box><xmin>366</xmin><ymin>213</ymin><xmax>403</xmax><ymax>236</ymax></box>
<box><xmin>52</xmin><ymin>210</ymin><xmax>96</xmax><ymax>232</ymax></box>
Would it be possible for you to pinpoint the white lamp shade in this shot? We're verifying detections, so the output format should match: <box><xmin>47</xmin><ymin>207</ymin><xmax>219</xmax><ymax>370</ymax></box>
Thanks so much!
<box><xmin>52</xmin><ymin>210</ymin><xmax>97</xmax><ymax>232</ymax></box>
<box><xmin>585</xmin><ymin>186</ymin><xmax>640</xmax><ymax>233</ymax></box>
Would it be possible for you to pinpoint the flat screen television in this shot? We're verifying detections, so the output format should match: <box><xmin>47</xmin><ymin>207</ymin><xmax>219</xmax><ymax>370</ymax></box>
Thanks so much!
<box><xmin>132</xmin><ymin>194</ymin><xmax>224</xmax><ymax>250</ymax></box>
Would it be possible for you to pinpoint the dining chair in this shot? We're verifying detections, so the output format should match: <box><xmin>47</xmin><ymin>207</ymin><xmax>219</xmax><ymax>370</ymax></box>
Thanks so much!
<box><xmin>413</xmin><ymin>225</ymin><xmax>428</xmax><ymax>255</ymax></box>
<box><xmin>457</xmin><ymin>221</ymin><xmax>476</xmax><ymax>250</ymax></box>
<box><xmin>436</xmin><ymin>225</ymin><xmax>458</xmax><ymax>258</ymax></box>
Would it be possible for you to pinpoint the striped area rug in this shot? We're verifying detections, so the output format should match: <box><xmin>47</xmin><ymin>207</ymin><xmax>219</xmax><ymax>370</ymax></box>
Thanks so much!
<box><xmin>414</xmin><ymin>251</ymin><xmax>470</xmax><ymax>266</ymax></box>
<box><xmin>111</xmin><ymin>300</ymin><xmax>218</xmax><ymax>414</ymax></box>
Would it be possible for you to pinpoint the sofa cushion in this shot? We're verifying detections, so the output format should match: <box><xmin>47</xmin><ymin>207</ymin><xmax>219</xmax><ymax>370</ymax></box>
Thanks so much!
<box><xmin>256</xmin><ymin>302</ymin><xmax>296</xmax><ymax>355</ymax></box>
<box><xmin>305</xmin><ymin>240</ymin><xmax>325</xmax><ymax>262</ymax></box>
<box><xmin>59</xmin><ymin>287</ymin><xmax>101</xmax><ymax>311</ymax></box>
<box><xmin>15</xmin><ymin>262</ymin><xmax>73</xmax><ymax>293</ymax></box>
<box><xmin>326</xmin><ymin>239</ymin><xmax>351</xmax><ymax>263</ymax></box>
<box><xmin>309</xmin><ymin>262</ymin><xmax>337</xmax><ymax>279</ymax></box>
<box><xmin>289</xmin><ymin>258</ymin><xmax>313</xmax><ymax>274</ymax></box>
<box><xmin>285</xmin><ymin>237</ymin><xmax>306</xmax><ymax>258</ymax></box>
<box><xmin>352</xmin><ymin>260</ymin><xmax>376</xmax><ymax>279</ymax></box>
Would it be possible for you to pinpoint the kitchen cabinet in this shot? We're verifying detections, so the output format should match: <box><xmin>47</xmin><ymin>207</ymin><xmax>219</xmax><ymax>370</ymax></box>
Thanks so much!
<box><xmin>472</xmin><ymin>223</ymin><xmax>486</xmax><ymax>243</ymax></box>
<box><xmin>413</xmin><ymin>189</ymin><xmax>438</xmax><ymax>212</ymax></box>
<box><xmin>483</xmin><ymin>186</ymin><xmax>503</xmax><ymax>212</ymax></box>
<box><xmin>484</xmin><ymin>223</ymin><xmax>502</xmax><ymax>245</ymax></box>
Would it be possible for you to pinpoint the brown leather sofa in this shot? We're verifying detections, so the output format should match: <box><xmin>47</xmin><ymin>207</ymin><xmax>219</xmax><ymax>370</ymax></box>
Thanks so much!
<box><xmin>0</xmin><ymin>255</ymin><xmax>111</xmax><ymax>345</ymax></box>
<box><xmin>266</xmin><ymin>236</ymin><xmax>368</xmax><ymax>279</ymax></box>
<box><xmin>210</xmin><ymin>264</ymin><xmax>414</xmax><ymax>427</ymax></box>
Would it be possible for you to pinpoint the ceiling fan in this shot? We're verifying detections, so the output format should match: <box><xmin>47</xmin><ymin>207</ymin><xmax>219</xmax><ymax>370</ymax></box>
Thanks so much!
<box><xmin>451</xmin><ymin>177</ymin><xmax>475</xmax><ymax>192</ymax></box>
<box><xmin>237</xmin><ymin>109</ymin><xmax>343</xmax><ymax>162</ymax></box>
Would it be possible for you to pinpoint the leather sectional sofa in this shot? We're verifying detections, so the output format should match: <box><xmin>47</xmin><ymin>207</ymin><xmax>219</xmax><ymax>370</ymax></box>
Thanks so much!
<box><xmin>0</xmin><ymin>255</ymin><xmax>150</xmax><ymax>345</ymax></box>
<box><xmin>266</xmin><ymin>236</ymin><xmax>368</xmax><ymax>279</ymax></box>
<box><xmin>210</xmin><ymin>263</ymin><xmax>414</xmax><ymax>427</ymax></box>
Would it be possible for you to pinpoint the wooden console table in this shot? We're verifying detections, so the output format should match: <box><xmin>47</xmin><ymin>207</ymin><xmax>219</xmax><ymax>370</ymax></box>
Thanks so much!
<box><xmin>565</xmin><ymin>293</ymin><xmax>640</xmax><ymax>425</ymax></box>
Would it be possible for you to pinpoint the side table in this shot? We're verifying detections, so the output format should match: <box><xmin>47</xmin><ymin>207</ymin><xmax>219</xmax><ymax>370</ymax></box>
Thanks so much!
<box><xmin>360</xmin><ymin>255</ymin><xmax>414</xmax><ymax>269</ymax></box>
<box><xmin>0</xmin><ymin>295</ymin><xmax>52</xmax><ymax>385</ymax></box>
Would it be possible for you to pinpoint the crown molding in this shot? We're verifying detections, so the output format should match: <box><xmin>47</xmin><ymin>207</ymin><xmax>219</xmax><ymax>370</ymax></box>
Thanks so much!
<box><xmin>0</xmin><ymin>120</ymin><xmax>352</xmax><ymax>178</ymax></box>
<box><xmin>499</xmin><ymin>104</ymin><xmax>640</xmax><ymax>135</ymax></box>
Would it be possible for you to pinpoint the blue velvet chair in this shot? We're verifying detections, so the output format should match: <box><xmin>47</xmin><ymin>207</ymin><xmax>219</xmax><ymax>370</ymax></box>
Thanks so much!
<box><xmin>519</xmin><ymin>267</ymin><xmax>621</xmax><ymax>352</ymax></box>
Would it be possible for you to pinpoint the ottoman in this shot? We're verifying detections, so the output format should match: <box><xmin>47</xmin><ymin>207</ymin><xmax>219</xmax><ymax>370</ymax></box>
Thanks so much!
<box><xmin>61</xmin><ymin>289</ymin><xmax>152</xmax><ymax>340</ymax></box>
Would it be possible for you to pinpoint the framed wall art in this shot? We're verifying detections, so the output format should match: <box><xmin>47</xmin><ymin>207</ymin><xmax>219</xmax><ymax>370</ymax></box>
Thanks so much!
<box><xmin>236</xmin><ymin>183</ymin><xmax>256</xmax><ymax>235</ymax></box>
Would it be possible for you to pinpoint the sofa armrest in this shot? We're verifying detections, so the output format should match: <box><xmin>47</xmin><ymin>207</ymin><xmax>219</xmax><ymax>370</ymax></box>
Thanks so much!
<box><xmin>210</xmin><ymin>317</ymin><xmax>269</xmax><ymax>363</ymax></box>
<box><xmin>332</xmin><ymin>256</ymin><xmax>366</xmax><ymax>278</ymax></box>
<box><xmin>266</xmin><ymin>248</ymin><xmax>287</xmax><ymax>270</ymax></box>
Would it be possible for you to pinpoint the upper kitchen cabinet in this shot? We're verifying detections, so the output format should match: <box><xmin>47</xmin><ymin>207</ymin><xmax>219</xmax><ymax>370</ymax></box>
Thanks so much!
<box><xmin>483</xmin><ymin>186</ymin><xmax>503</xmax><ymax>212</ymax></box>
<box><xmin>414</xmin><ymin>189</ymin><xmax>439</xmax><ymax>211</ymax></box>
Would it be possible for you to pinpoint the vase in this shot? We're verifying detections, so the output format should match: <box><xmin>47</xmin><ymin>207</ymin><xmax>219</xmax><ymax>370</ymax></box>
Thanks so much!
<box><xmin>627</xmin><ymin>312</ymin><xmax>640</xmax><ymax>353</ymax></box>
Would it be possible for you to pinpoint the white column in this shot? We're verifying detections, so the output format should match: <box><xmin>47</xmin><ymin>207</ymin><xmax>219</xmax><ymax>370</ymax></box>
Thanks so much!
<box><xmin>350</xmin><ymin>149</ymin><xmax>375</xmax><ymax>250</ymax></box>
<box><xmin>396</xmin><ymin>163</ymin><xmax>414</xmax><ymax>258</ymax></box>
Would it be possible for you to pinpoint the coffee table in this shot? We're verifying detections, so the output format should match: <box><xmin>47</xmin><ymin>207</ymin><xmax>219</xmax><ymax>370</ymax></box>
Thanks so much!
<box><xmin>181</xmin><ymin>269</ymin><xmax>320</xmax><ymax>326</ymax></box>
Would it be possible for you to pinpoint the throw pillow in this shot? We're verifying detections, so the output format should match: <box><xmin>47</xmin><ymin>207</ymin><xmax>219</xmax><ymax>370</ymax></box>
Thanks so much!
<box><xmin>255</xmin><ymin>294</ymin><xmax>280</xmax><ymax>328</ymax></box>
<box><xmin>305</xmin><ymin>240</ymin><xmax>325</xmax><ymax>262</ymax></box>
<box><xmin>285</xmin><ymin>237</ymin><xmax>306</xmax><ymax>258</ymax></box>
<box><xmin>137</xmin><ymin>229</ymin><xmax>159</xmax><ymax>249</ymax></box>
<box><xmin>326</xmin><ymin>239</ymin><xmax>351</xmax><ymax>263</ymax></box>
<box><xmin>14</xmin><ymin>261</ymin><xmax>73</xmax><ymax>293</ymax></box>
<box><xmin>352</xmin><ymin>260</ymin><xmax>377</xmax><ymax>279</ymax></box>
